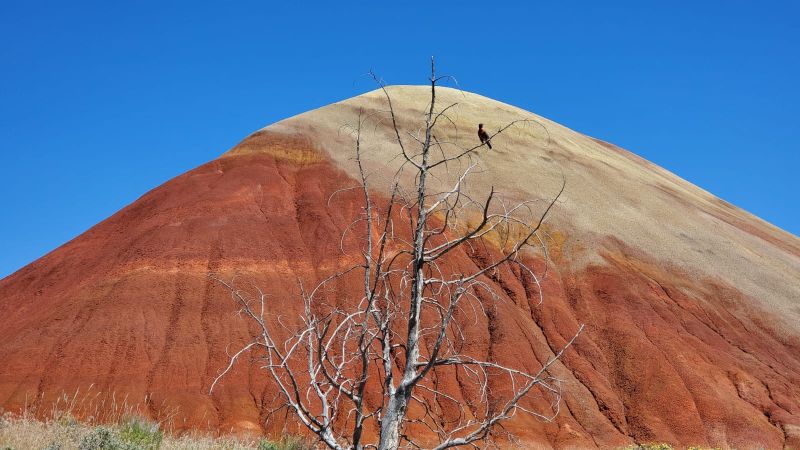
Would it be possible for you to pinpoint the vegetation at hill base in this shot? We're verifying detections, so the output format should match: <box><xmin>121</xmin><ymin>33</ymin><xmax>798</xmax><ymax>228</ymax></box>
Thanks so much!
<box><xmin>0</xmin><ymin>412</ymin><xmax>311</xmax><ymax>450</ymax></box>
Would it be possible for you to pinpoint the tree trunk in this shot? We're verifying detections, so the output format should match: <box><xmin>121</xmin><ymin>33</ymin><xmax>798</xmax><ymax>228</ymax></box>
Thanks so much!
<box><xmin>378</xmin><ymin>391</ymin><xmax>409</xmax><ymax>450</ymax></box>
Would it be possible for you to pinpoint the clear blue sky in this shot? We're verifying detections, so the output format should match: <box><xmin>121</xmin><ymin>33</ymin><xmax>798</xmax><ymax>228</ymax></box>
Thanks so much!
<box><xmin>1</xmin><ymin>1</ymin><xmax>798</xmax><ymax>278</ymax></box>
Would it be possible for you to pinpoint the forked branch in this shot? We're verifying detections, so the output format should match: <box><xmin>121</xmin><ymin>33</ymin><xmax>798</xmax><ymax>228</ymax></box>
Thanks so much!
<box><xmin>212</xmin><ymin>58</ymin><xmax>581</xmax><ymax>450</ymax></box>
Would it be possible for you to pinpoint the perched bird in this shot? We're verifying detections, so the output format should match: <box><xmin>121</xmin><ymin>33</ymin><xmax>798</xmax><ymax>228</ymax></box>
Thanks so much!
<box><xmin>478</xmin><ymin>123</ymin><xmax>492</xmax><ymax>149</ymax></box>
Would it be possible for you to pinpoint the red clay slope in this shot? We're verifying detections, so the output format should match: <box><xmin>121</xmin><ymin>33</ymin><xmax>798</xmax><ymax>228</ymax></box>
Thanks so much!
<box><xmin>2</xmin><ymin>90</ymin><xmax>800</xmax><ymax>449</ymax></box>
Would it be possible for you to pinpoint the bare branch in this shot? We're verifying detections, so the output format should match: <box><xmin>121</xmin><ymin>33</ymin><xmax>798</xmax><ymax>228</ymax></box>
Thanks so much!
<box><xmin>211</xmin><ymin>59</ymin><xmax>579</xmax><ymax>450</ymax></box>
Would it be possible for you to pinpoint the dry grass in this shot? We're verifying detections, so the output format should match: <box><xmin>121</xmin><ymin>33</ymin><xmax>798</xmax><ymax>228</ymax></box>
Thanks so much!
<box><xmin>0</xmin><ymin>413</ymin><xmax>269</xmax><ymax>450</ymax></box>
<box><xmin>0</xmin><ymin>388</ymin><xmax>313</xmax><ymax>450</ymax></box>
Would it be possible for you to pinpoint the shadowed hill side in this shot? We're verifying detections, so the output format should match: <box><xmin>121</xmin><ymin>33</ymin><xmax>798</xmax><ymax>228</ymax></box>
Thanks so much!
<box><xmin>1</xmin><ymin>86</ymin><xmax>799</xmax><ymax>448</ymax></box>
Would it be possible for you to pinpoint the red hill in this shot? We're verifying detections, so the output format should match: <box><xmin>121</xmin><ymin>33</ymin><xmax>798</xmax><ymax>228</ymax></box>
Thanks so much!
<box><xmin>1</xmin><ymin>87</ymin><xmax>798</xmax><ymax>448</ymax></box>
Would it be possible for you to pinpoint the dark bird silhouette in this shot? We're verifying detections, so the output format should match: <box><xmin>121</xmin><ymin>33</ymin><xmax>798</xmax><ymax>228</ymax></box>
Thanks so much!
<box><xmin>478</xmin><ymin>123</ymin><xmax>492</xmax><ymax>149</ymax></box>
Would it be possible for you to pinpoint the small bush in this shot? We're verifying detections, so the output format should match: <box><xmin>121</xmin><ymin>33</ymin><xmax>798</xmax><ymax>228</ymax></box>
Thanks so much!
<box><xmin>79</xmin><ymin>426</ymin><xmax>124</xmax><ymax>450</ymax></box>
<box><xmin>119</xmin><ymin>416</ymin><xmax>162</xmax><ymax>449</ymax></box>
<box><xmin>258</xmin><ymin>436</ymin><xmax>311</xmax><ymax>450</ymax></box>
<box><xmin>78</xmin><ymin>421</ymin><xmax>164</xmax><ymax>450</ymax></box>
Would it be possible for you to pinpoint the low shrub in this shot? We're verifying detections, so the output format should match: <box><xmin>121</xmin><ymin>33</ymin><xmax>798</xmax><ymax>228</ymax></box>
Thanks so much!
<box><xmin>257</xmin><ymin>435</ymin><xmax>312</xmax><ymax>450</ymax></box>
<box><xmin>79</xmin><ymin>426</ymin><xmax>124</xmax><ymax>450</ymax></box>
<box><xmin>119</xmin><ymin>416</ymin><xmax>163</xmax><ymax>449</ymax></box>
<box><xmin>78</xmin><ymin>420</ymin><xmax>163</xmax><ymax>450</ymax></box>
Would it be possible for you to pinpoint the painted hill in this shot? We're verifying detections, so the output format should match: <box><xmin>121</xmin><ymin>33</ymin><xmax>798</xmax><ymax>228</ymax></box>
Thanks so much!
<box><xmin>1</xmin><ymin>86</ymin><xmax>798</xmax><ymax>449</ymax></box>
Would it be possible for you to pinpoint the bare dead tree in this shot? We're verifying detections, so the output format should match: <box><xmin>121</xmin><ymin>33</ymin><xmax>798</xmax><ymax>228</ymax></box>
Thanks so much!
<box><xmin>211</xmin><ymin>58</ymin><xmax>583</xmax><ymax>450</ymax></box>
